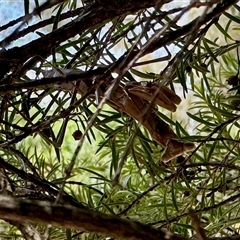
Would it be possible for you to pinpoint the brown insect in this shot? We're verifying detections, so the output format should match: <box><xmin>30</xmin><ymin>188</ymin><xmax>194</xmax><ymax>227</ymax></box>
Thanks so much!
<box><xmin>108</xmin><ymin>80</ymin><xmax>194</xmax><ymax>162</ymax></box>
<box><xmin>42</xmin><ymin>69</ymin><xmax>195</xmax><ymax>162</ymax></box>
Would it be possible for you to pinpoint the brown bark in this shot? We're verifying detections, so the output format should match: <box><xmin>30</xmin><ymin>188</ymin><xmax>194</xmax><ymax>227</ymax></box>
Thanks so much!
<box><xmin>0</xmin><ymin>195</ymin><xmax>185</xmax><ymax>240</ymax></box>
<box><xmin>0</xmin><ymin>0</ymin><xmax>168</xmax><ymax>79</ymax></box>
<box><xmin>1</xmin><ymin>0</ymin><xmax>236</xmax><ymax>79</ymax></box>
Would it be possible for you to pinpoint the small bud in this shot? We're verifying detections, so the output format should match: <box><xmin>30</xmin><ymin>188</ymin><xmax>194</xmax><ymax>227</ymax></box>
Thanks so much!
<box><xmin>227</xmin><ymin>75</ymin><xmax>239</xmax><ymax>86</ymax></box>
<box><xmin>72</xmin><ymin>130</ymin><xmax>82</xmax><ymax>140</ymax></box>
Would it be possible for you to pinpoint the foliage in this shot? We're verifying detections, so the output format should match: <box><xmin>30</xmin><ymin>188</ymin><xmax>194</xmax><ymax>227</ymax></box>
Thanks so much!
<box><xmin>0</xmin><ymin>0</ymin><xmax>240</xmax><ymax>239</ymax></box>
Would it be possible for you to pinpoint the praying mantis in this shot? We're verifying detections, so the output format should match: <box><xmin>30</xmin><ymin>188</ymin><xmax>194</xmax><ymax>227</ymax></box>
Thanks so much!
<box><xmin>41</xmin><ymin>68</ymin><xmax>195</xmax><ymax>162</ymax></box>
<box><xmin>107</xmin><ymin>80</ymin><xmax>195</xmax><ymax>162</ymax></box>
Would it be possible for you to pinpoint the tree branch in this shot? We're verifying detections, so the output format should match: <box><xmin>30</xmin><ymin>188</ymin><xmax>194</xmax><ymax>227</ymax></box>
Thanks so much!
<box><xmin>0</xmin><ymin>0</ymin><xmax>165</xmax><ymax>79</ymax></box>
<box><xmin>0</xmin><ymin>157</ymin><xmax>85</xmax><ymax>208</ymax></box>
<box><xmin>0</xmin><ymin>195</ymin><xmax>185</xmax><ymax>240</ymax></box>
